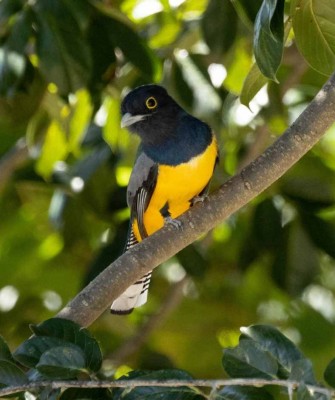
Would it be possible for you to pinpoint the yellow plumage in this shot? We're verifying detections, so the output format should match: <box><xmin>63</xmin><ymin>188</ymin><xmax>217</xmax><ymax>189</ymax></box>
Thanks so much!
<box><xmin>133</xmin><ymin>135</ymin><xmax>217</xmax><ymax>240</ymax></box>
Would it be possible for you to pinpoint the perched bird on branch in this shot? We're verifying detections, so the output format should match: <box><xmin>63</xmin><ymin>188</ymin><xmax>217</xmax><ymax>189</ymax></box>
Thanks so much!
<box><xmin>111</xmin><ymin>84</ymin><xmax>218</xmax><ymax>314</ymax></box>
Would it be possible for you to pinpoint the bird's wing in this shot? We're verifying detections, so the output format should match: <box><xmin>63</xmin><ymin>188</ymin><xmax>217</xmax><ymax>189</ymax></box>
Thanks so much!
<box><xmin>111</xmin><ymin>152</ymin><xmax>158</xmax><ymax>315</ymax></box>
<box><xmin>127</xmin><ymin>151</ymin><xmax>158</xmax><ymax>240</ymax></box>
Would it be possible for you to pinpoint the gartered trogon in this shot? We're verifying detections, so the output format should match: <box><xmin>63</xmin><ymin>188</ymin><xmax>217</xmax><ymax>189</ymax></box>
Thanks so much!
<box><xmin>111</xmin><ymin>84</ymin><xmax>219</xmax><ymax>314</ymax></box>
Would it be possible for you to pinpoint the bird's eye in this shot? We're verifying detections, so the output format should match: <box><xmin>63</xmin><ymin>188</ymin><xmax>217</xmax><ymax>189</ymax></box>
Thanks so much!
<box><xmin>145</xmin><ymin>96</ymin><xmax>158</xmax><ymax>110</ymax></box>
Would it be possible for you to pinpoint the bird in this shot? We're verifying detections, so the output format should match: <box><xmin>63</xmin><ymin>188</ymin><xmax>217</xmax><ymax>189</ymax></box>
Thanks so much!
<box><xmin>110</xmin><ymin>84</ymin><xmax>219</xmax><ymax>314</ymax></box>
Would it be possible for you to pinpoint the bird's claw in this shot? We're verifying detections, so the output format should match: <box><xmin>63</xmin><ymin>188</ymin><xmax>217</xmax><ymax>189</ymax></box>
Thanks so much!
<box><xmin>192</xmin><ymin>194</ymin><xmax>208</xmax><ymax>205</ymax></box>
<box><xmin>164</xmin><ymin>216</ymin><xmax>182</xmax><ymax>230</ymax></box>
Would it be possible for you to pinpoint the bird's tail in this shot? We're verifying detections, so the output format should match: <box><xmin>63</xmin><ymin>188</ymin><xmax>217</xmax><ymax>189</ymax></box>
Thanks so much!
<box><xmin>110</xmin><ymin>228</ymin><xmax>151</xmax><ymax>314</ymax></box>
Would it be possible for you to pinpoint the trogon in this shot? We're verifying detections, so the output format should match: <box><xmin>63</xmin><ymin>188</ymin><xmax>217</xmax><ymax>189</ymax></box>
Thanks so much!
<box><xmin>111</xmin><ymin>84</ymin><xmax>219</xmax><ymax>314</ymax></box>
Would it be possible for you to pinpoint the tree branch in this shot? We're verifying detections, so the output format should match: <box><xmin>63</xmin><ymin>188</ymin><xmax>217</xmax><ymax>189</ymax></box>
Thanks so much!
<box><xmin>0</xmin><ymin>378</ymin><xmax>333</xmax><ymax>398</ymax></box>
<box><xmin>57</xmin><ymin>71</ymin><xmax>335</xmax><ymax>328</ymax></box>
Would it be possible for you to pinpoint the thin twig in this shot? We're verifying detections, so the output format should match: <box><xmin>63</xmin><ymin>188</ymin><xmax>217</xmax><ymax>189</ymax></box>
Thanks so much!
<box><xmin>0</xmin><ymin>378</ymin><xmax>333</xmax><ymax>397</ymax></box>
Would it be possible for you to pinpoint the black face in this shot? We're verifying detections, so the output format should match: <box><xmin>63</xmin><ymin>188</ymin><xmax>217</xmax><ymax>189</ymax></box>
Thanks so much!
<box><xmin>120</xmin><ymin>84</ymin><xmax>182</xmax><ymax>143</ymax></box>
<box><xmin>121</xmin><ymin>84</ymin><xmax>170</xmax><ymax>117</ymax></box>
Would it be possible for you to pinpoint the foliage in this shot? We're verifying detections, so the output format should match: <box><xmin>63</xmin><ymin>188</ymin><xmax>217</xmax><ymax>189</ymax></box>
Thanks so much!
<box><xmin>1</xmin><ymin>0</ymin><xmax>335</xmax><ymax>398</ymax></box>
<box><xmin>1</xmin><ymin>319</ymin><xmax>335</xmax><ymax>398</ymax></box>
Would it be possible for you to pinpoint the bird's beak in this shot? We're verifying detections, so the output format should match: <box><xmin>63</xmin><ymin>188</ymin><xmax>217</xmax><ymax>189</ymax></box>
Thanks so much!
<box><xmin>121</xmin><ymin>113</ymin><xmax>147</xmax><ymax>128</ymax></box>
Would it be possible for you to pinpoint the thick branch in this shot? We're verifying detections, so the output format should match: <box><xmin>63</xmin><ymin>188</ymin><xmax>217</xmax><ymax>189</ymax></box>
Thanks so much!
<box><xmin>0</xmin><ymin>378</ymin><xmax>333</xmax><ymax>397</ymax></box>
<box><xmin>57</xmin><ymin>71</ymin><xmax>335</xmax><ymax>328</ymax></box>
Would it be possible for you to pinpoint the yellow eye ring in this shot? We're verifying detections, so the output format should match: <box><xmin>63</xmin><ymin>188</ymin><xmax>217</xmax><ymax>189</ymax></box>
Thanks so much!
<box><xmin>146</xmin><ymin>96</ymin><xmax>158</xmax><ymax>110</ymax></box>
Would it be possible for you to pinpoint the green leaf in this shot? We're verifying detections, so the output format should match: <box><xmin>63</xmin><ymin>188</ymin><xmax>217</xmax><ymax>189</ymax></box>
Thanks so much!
<box><xmin>87</xmin><ymin>16</ymin><xmax>117</xmax><ymax>94</ymax></box>
<box><xmin>30</xmin><ymin>318</ymin><xmax>102</xmax><ymax>372</ymax></box>
<box><xmin>60</xmin><ymin>388</ymin><xmax>112</xmax><ymax>400</ymax></box>
<box><xmin>36</xmin><ymin>346</ymin><xmax>86</xmax><ymax>379</ymax></box>
<box><xmin>201</xmin><ymin>0</ymin><xmax>238</xmax><ymax>58</ymax></box>
<box><xmin>215</xmin><ymin>386</ymin><xmax>273</xmax><ymax>400</ymax></box>
<box><xmin>324</xmin><ymin>358</ymin><xmax>335</xmax><ymax>388</ymax></box>
<box><xmin>240</xmin><ymin>63</ymin><xmax>268</xmax><ymax>107</ymax></box>
<box><xmin>0</xmin><ymin>49</ymin><xmax>26</xmax><ymax>96</ymax></box>
<box><xmin>38</xmin><ymin>387</ymin><xmax>61</xmax><ymax>400</ymax></box>
<box><xmin>113</xmin><ymin>369</ymin><xmax>205</xmax><ymax>400</ymax></box>
<box><xmin>0</xmin><ymin>336</ymin><xmax>13</xmax><ymax>362</ymax></box>
<box><xmin>300</xmin><ymin>212</ymin><xmax>335</xmax><ymax>259</ymax></box>
<box><xmin>289</xmin><ymin>359</ymin><xmax>316</xmax><ymax>385</ymax></box>
<box><xmin>99</xmin><ymin>15</ymin><xmax>160</xmax><ymax>81</ymax></box>
<box><xmin>252</xmin><ymin>198</ymin><xmax>283</xmax><ymax>251</ymax></box>
<box><xmin>35</xmin><ymin>120</ymin><xmax>69</xmax><ymax>179</ymax></box>
<box><xmin>281</xmin><ymin>155</ymin><xmax>335</xmax><ymax>208</ymax></box>
<box><xmin>271</xmin><ymin>220</ymin><xmax>320</xmax><ymax>295</ymax></box>
<box><xmin>253</xmin><ymin>0</ymin><xmax>284</xmax><ymax>81</ymax></box>
<box><xmin>14</xmin><ymin>336</ymin><xmax>75</xmax><ymax>368</ymax></box>
<box><xmin>240</xmin><ymin>325</ymin><xmax>304</xmax><ymax>377</ymax></box>
<box><xmin>222</xmin><ymin>340</ymin><xmax>277</xmax><ymax>379</ymax></box>
<box><xmin>170</xmin><ymin>59</ymin><xmax>194</xmax><ymax>110</ymax></box>
<box><xmin>0</xmin><ymin>360</ymin><xmax>28</xmax><ymax>387</ymax></box>
<box><xmin>292</xmin><ymin>0</ymin><xmax>335</xmax><ymax>76</ymax></box>
<box><xmin>296</xmin><ymin>383</ymin><xmax>314</xmax><ymax>400</ymax></box>
<box><xmin>0</xmin><ymin>0</ymin><xmax>24</xmax><ymax>35</ymax></box>
<box><xmin>6</xmin><ymin>8</ymin><xmax>33</xmax><ymax>54</ymax></box>
<box><xmin>177</xmin><ymin>244</ymin><xmax>206</xmax><ymax>278</ymax></box>
<box><xmin>32</xmin><ymin>0</ymin><xmax>92</xmax><ymax>95</ymax></box>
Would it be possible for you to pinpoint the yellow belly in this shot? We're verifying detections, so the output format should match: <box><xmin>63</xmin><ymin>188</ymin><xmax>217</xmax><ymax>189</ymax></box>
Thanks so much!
<box><xmin>133</xmin><ymin>136</ymin><xmax>217</xmax><ymax>240</ymax></box>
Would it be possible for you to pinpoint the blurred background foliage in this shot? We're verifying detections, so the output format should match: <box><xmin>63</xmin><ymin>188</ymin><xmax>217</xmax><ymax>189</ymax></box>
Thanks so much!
<box><xmin>1</xmin><ymin>0</ymin><xmax>335</xmax><ymax>382</ymax></box>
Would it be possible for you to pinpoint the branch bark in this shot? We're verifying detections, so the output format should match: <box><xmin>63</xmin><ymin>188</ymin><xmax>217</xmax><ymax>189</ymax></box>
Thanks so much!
<box><xmin>57</xmin><ymin>71</ymin><xmax>335</xmax><ymax>328</ymax></box>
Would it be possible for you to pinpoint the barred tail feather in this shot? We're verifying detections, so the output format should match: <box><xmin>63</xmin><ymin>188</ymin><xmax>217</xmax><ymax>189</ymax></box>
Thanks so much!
<box><xmin>110</xmin><ymin>272</ymin><xmax>152</xmax><ymax>315</ymax></box>
<box><xmin>110</xmin><ymin>227</ymin><xmax>152</xmax><ymax>314</ymax></box>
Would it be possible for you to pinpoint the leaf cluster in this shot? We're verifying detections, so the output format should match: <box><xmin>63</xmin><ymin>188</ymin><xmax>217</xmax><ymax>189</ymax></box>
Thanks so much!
<box><xmin>2</xmin><ymin>321</ymin><xmax>335</xmax><ymax>399</ymax></box>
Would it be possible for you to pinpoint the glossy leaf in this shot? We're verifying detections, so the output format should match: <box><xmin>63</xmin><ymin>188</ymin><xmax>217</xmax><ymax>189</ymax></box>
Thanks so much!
<box><xmin>170</xmin><ymin>59</ymin><xmax>194</xmax><ymax>110</ymax></box>
<box><xmin>0</xmin><ymin>360</ymin><xmax>28</xmax><ymax>387</ymax></box>
<box><xmin>216</xmin><ymin>386</ymin><xmax>273</xmax><ymax>400</ymax></box>
<box><xmin>6</xmin><ymin>8</ymin><xmax>33</xmax><ymax>54</ymax></box>
<box><xmin>271</xmin><ymin>220</ymin><xmax>320</xmax><ymax>295</ymax></box>
<box><xmin>301</xmin><ymin>212</ymin><xmax>335</xmax><ymax>260</ymax></box>
<box><xmin>30</xmin><ymin>318</ymin><xmax>102</xmax><ymax>372</ymax></box>
<box><xmin>240</xmin><ymin>63</ymin><xmax>268</xmax><ymax>107</ymax></box>
<box><xmin>38</xmin><ymin>387</ymin><xmax>61</xmax><ymax>400</ymax></box>
<box><xmin>0</xmin><ymin>0</ymin><xmax>24</xmax><ymax>34</ymax></box>
<box><xmin>33</xmin><ymin>0</ymin><xmax>92</xmax><ymax>95</ymax></box>
<box><xmin>36</xmin><ymin>346</ymin><xmax>86</xmax><ymax>379</ymax></box>
<box><xmin>0</xmin><ymin>49</ymin><xmax>26</xmax><ymax>97</ymax></box>
<box><xmin>254</xmin><ymin>0</ymin><xmax>284</xmax><ymax>80</ymax></box>
<box><xmin>222</xmin><ymin>340</ymin><xmax>277</xmax><ymax>379</ymax></box>
<box><xmin>202</xmin><ymin>0</ymin><xmax>238</xmax><ymax>58</ymax></box>
<box><xmin>14</xmin><ymin>336</ymin><xmax>75</xmax><ymax>368</ymax></box>
<box><xmin>98</xmin><ymin>15</ymin><xmax>160</xmax><ymax>81</ymax></box>
<box><xmin>113</xmin><ymin>369</ymin><xmax>204</xmax><ymax>400</ymax></box>
<box><xmin>292</xmin><ymin>0</ymin><xmax>335</xmax><ymax>76</ymax></box>
<box><xmin>60</xmin><ymin>388</ymin><xmax>112</xmax><ymax>400</ymax></box>
<box><xmin>0</xmin><ymin>336</ymin><xmax>13</xmax><ymax>362</ymax></box>
<box><xmin>240</xmin><ymin>325</ymin><xmax>304</xmax><ymax>377</ymax></box>
<box><xmin>296</xmin><ymin>383</ymin><xmax>314</xmax><ymax>400</ymax></box>
<box><xmin>289</xmin><ymin>359</ymin><xmax>316</xmax><ymax>385</ymax></box>
<box><xmin>324</xmin><ymin>358</ymin><xmax>335</xmax><ymax>388</ymax></box>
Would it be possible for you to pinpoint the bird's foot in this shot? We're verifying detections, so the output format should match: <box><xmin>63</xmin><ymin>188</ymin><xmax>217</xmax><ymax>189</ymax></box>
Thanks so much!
<box><xmin>192</xmin><ymin>193</ymin><xmax>208</xmax><ymax>205</ymax></box>
<box><xmin>164</xmin><ymin>216</ymin><xmax>182</xmax><ymax>230</ymax></box>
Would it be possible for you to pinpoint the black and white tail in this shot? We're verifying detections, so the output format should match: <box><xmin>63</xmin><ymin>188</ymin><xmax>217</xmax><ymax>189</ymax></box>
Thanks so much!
<box><xmin>110</xmin><ymin>228</ymin><xmax>152</xmax><ymax>314</ymax></box>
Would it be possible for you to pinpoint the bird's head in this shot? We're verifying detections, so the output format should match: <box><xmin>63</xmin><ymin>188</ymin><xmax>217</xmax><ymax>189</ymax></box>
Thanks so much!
<box><xmin>120</xmin><ymin>84</ymin><xmax>182</xmax><ymax>144</ymax></box>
